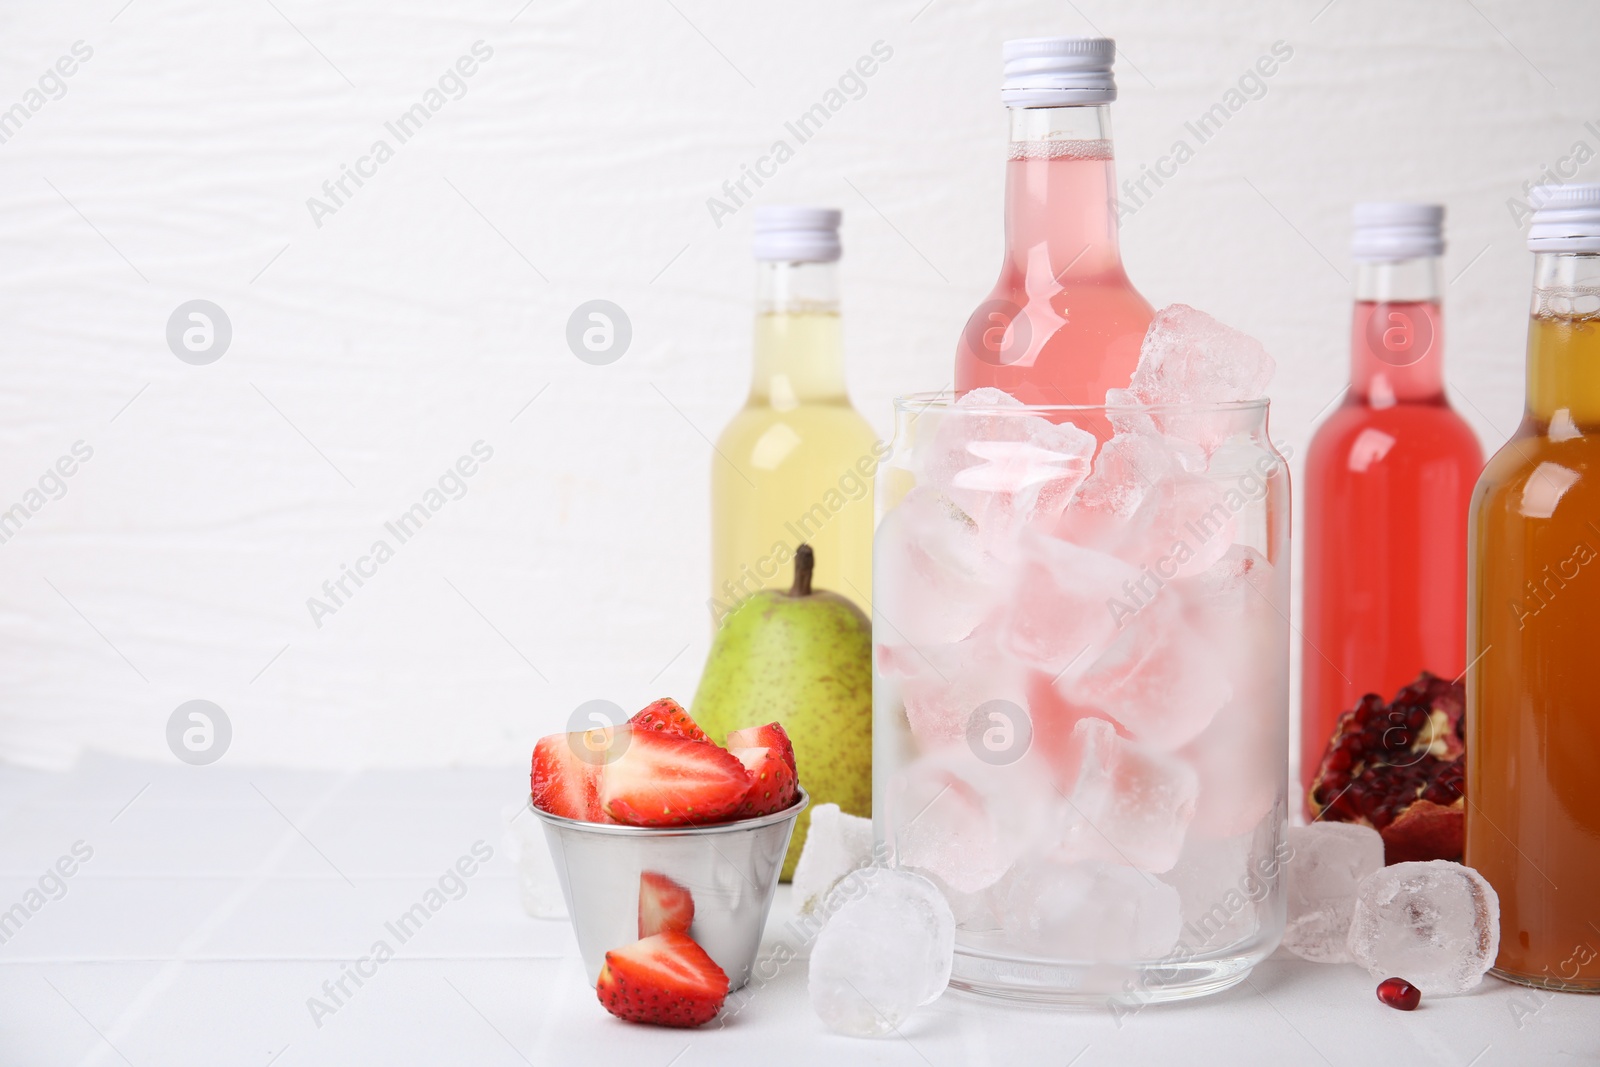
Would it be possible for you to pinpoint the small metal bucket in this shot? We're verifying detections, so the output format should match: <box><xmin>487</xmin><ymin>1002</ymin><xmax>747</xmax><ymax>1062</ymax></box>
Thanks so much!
<box><xmin>532</xmin><ymin>790</ymin><xmax>808</xmax><ymax>990</ymax></box>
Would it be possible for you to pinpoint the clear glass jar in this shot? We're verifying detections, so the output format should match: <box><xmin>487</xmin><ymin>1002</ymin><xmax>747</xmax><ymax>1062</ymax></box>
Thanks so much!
<box><xmin>872</xmin><ymin>393</ymin><xmax>1290</xmax><ymax>1004</ymax></box>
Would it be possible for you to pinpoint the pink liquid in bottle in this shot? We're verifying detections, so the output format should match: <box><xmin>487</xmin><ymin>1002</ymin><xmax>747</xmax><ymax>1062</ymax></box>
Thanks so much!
<box><xmin>956</xmin><ymin>45</ymin><xmax>1151</xmax><ymax>403</ymax></box>
<box><xmin>1301</xmin><ymin>223</ymin><xmax>1484</xmax><ymax>803</ymax></box>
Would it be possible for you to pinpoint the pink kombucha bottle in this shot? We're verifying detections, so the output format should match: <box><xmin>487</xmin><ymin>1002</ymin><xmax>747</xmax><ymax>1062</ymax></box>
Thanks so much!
<box><xmin>955</xmin><ymin>37</ymin><xmax>1152</xmax><ymax>403</ymax></box>
<box><xmin>1300</xmin><ymin>204</ymin><xmax>1484</xmax><ymax>802</ymax></box>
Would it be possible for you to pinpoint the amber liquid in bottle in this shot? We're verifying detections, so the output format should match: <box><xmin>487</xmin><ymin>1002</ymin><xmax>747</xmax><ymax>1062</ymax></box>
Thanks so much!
<box><xmin>1466</xmin><ymin>255</ymin><xmax>1600</xmax><ymax>990</ymax></box>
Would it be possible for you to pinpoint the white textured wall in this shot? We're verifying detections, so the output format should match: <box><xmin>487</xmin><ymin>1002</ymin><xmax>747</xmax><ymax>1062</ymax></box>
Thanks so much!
<box><xmin>0</xmin><ymin>0</ymin><xmax>1594</xmax><ymax>768</ymax></box>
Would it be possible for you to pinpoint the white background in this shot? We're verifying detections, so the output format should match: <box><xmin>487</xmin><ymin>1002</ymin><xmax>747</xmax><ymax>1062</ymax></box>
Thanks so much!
<box><xmin>1</xmin><ymin>0</ymin><xmax>1594</xmax><ymax>770</ymax></box>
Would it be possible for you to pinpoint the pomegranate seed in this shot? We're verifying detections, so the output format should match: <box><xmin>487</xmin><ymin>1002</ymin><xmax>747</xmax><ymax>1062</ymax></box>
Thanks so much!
<box><xmin>1376</xmin><ymin>977</ymin><xmax>1420</xmax><ymax>1011</ymax></box>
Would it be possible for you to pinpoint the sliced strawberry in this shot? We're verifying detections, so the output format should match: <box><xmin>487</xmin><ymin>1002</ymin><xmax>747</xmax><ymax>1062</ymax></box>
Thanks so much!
<box><xmin>628</xmin><ymin>698</ymin><xmax>711</xmax><ymax>744</ymax></box>
<box><xmin>726</xmin><ymin>722</ymin><xmax>797</xmax><ymax>776</ymax></box>
<box><xmin>637</xmin><ymin>872</ymin><xmax>695</xmax><ymax>938</ymax></box>
<box><xmin>596</xmin><ymin>932</ymin><xmax>728</xmax><ymax>1028</ymax></box>
<box><xmin>530</xmin><ymin>727</ymin><xmax>618</xmax><ymax>821</ymax></box>
<box><xmin>600</xmin><ymin>729</ymin><xmax>750</xmax><ymax>827</ymax></box>
<box><xmin>727</xmin><ymin>728</ymin><xmax>799</xmax><ymax>818</ymax></box>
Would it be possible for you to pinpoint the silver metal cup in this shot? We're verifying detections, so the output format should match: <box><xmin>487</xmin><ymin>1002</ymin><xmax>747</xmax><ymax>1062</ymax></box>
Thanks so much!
<box><xmin>533</xmin><ymin>790</ymin><xmax>808</xmax><ymax>991</ymax></box>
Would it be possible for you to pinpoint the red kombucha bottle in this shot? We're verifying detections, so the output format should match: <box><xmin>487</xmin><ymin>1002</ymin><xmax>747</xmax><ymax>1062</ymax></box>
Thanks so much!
<box><xmin>1300</xmin><ymin>204</ymin><xmax>1484</xmax><ymax>802</ymax></box>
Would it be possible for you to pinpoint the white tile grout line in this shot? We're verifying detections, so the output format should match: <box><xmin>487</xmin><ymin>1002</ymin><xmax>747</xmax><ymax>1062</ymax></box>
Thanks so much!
<box><xmin>76</xmin><ymin>770</ymin><xmax>359</xmax><ymax>1067</ymax></box>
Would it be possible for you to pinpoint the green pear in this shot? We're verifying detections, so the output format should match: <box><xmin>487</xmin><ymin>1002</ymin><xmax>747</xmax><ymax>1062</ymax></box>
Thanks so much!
<box><xmin>692</xmin><ymin>543</ymin><xmax>872</xmax><ymax>880</ymax></box>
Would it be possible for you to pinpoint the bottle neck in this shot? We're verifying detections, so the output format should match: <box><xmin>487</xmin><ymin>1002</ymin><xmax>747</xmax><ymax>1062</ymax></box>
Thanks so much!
<box><xmin>1348</xmin><ymin>257</ymin><xmax>1444</xmax><ymax>404</ymax></box>
<box><xmin>750</xmin><ymin>260</ymin><xmax>845</xmax><ymax>408</ymax></box>
<box><xmin>1527</xmin><ymin>252</ymin><xmax>1600</xmax><ymax>426</ymax></box>
<box><xmin>1004</xmin><ymin>105</ymin><xmax>1124</xmax><ymax>282</ymax></box>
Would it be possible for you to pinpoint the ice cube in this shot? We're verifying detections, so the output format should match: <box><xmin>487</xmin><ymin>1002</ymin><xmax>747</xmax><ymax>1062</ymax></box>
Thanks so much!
<box><xmin>1130</xmin><ymin>304</ymin><xmax>1275</xmax><ymax>405</ymax></box>
<box><xmin>1282</xmin><ymin>822</ymin><xmax>1385</xmax><ymax>963</ymax></box>
<box><xmin>926</xmin><ymin>388</ymin><xmax>1098</xmax><ymax>551</ymax></box>
<box><xmin>809</xmin><ymin>868</ymin><xmax>955</xmax><ymax>1037</ymax></box>
<box><xmin>1055</xmin><ymin>717</ymin><xmax>1199</xmax><ymax>874</ymax></box>
<box><xmin>1174</xmin><ymin>547</ymin><xmax>1287</xmax><ymax>838</ymax></box>
<box><xmin>877</xmin><ymin>626</ymin><xmax>1025</xmax><ymax>748</ymax></box>
<box><xmin>1159</xmin><ymin>827</ymin><xmax>1260</xmax><ymax>951</ymax></box>
<box><xmin>1178</xmin><ymin>688</ymin><xmax>1284</xmax><ymax>840</ymax></box>
<box><xmin>1023</xmin><ymin>671</ymin><xmax>1108</xmax><ymax>790</ymax></box>
<box><xmin>1346</xmin><ymin>860</ymin><xmax>1501</xmax><ymax>994</ymax></box>
<box><xmin>1002</xmin><ymin>857</ymin><xmax>1182</xmax><ymax>961</ymax></box>
<box><xmin>873</xmin><ymin>487</ymin><xmax>1000</xmax><ymax>647</ymax></box>
<box><xmin>1132</xmin><ymin>473</ymin><xmax>1238</xmax><ymax>578</ymax></box>
<box><xmin>1063</xmin><ymin>594</ymin><xmax>1232</xmax><ymax>751</ymax></box>
<box><xmin>923</xmin><ymin>869</ymin><xmax>1004</xmax><ymax>933</ymax></box>
<box><xmin>793</xmin><ymin>803</ymin><xmax>877</xmax><ymax>915</ymax></box>
<box><xmin>1002</xmin><ymin>528</ymin><xmax>1141</xmax><ymax>677</ymax></box>
<box><xmin>1127</xmin><ymin>305</ymin><xmax>1275</xmax><ymax>452</ymax></box>
<box><xmin>1105</xmin><ymin>387</ymin><xmax>1157</xmax><ymax>436</ymax></box>
<box><xmin>887</xmin><ymin>745</ymin><xmax>1055</xmax><ymax>894</ymax></box>
<box><xmin>1178</xmin><ymin>545</ymin><xmax>1274</xmax><ymax>628</ymax></box>
<box><xmin>1054</xmin><ymin>433</ymin><xmax>1214</xmax><ymax>569</ymax></box>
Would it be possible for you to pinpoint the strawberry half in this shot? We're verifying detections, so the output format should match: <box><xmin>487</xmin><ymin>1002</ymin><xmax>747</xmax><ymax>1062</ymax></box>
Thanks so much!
<box><xmin>726</xmin><ymin>722</ymin><xmax>800</xmax><ymax>817</ymax></box>
<box><xmin>530</xmin><ymin>729</ymin><xmax>613</xmax><ymax>821</ymax></box>
<box><xmin>637</xmin><ymin>871</ymin><xmax>695</xmax><ymax>938</ymax></box>
<box><xmin>628</xmin><ymin>698</ymin><xmax>710</xmax><ymax>744</ymax></box>
<box><xmin>600</xmin><ymin>729</ymin><xmax>750</xmax><ymax>827</ymax></box>
<box><xmin>596</xmin><ymin>932</ymin><xmax>728</xmax><ymax>1028</ymax></box>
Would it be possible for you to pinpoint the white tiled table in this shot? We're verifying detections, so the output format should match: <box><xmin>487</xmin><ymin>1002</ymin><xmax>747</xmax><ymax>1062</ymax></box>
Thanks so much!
<box><xmin>2</xmin><ymin>756</ymin><xmax>1595</xmax><ymax>1066</ymax></box>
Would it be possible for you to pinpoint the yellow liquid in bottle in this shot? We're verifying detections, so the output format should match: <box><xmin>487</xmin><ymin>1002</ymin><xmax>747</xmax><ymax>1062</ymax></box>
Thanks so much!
<box><xmin>710</xmin><ymin>310</ymin><xmax>879</xmax><ymax>624</ymax></box>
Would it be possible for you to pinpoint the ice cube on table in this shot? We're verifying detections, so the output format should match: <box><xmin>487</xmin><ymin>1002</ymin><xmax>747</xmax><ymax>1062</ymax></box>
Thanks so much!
<box><xmin>1002</xmin><ymin>528</ymin><xmax>1141</xmax><ymax>677</ymax></box>
<box><xmin>1283</xmin><ymin>822</ymin><xmax>1385</xmax><ymax>963</ymax></box>
<box><xmin>1347</xmin><ymin>860</ymin><xmax>1501</xmax><ymax>994</ymax></box>
<box><xmin>873</xmin><ymin>487</ymin><xmax>999</xmax><ymax>647</ymax></box>
<box><xmin>1063</xmin><ymin>594</ymin><xmax>1232</xmax><ymax>751</ymax></box>
<box><xmin>793</xmin><ymin>803</ymin><xmax>876</xmax><ymax>915</ymax></box>
<box><xmin>1056</xmin><ymin>717</ymin><xmax>1199</xmax><ymax>874</ymax></box>
<box><xmin>887</xmin><ymin>746</ymin><xmax>1055</xmax><ymax>894</ymax></box>
<box><xmin>1002</xmin><ymin>857</ymin><xmax>1182</xmax><ymax>961</ymax></box>
<box><xmin>1126</xmin><ymin>304</ymin><xmax>1275</xmax><ymax>452</ymax></box>
<box><xmin>809</xmin><ymin>868</ymin><xmax>955</xmax><ymax>1038</ymax></box>
<box><xmin>926</xmin><ymin>388</ymin><xmax>1098</xmax><ymax>551</ymax></box>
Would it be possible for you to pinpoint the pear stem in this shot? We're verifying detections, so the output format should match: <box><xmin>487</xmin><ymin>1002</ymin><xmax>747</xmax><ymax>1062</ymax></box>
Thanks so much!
<box><xmin>790</xmin><ymin>544</ymin><xmax>814</xmax><ymax>597</ymax></box>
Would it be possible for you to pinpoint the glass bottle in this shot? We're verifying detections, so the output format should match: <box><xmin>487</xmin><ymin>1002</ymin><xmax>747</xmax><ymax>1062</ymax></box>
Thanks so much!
<box><xmin>710</xmin><ymin>207</ymin><xmax>879</xmax><ymax>626</ymax></box>
<box><xmin>1300</xmin><ymin>204</ymin><xmax>1483</xmax><ymax>800</ymax></box>
<box><xmin>955</xmin><ymin>36</ymin><xmax>1152</xmax><ymax>404</ymax></box>
<box><xmin>1466</xmin><ymin>183</ymin><xmax>1600</xmax><ymax>991</ymax></box>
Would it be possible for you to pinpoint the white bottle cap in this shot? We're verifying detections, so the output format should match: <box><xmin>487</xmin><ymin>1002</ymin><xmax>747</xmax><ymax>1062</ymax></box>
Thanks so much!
<box><xmin>1001</xmin><ymin>36</ymin><xmax>1117</xmax><ymax>107</ymax></box>
<box><xmin>1527</xmin><ymin>183</ymin><xmax>1600</xmax><ymax>253</ymax></box>
<box><xmin>752</xmin><ymin>205</ymin><xmax>842</xmax><ymax>263</ymax></box>
<box><xmin>1350</xmin><ymin>202</ymin><xmax>1445</xmax><ymax>262</ymax></box>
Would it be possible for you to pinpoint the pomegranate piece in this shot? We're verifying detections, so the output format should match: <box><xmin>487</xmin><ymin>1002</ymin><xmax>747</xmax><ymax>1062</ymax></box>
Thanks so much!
<box><xmin>1376</xmin><ymin>977</ymin><xmax>1421</xmax><ymax>1011</ymax></box>
<box><xmin>1308</xmin><ymin>672</ymin><xmax>1465</xmax><ymax>863</ymax></box>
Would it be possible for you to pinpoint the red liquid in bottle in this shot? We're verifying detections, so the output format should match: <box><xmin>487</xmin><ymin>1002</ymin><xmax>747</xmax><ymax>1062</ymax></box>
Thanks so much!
<box><xmin>1300</xmin><ymin>297</ymin><xmax>1483</xmax><ymax>799</ymax></box>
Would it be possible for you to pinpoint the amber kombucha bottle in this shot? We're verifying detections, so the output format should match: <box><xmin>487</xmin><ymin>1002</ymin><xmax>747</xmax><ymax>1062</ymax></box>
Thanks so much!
<box><xmin>1466</xmin><ymin>183</ymin><xmax>1600</xmax><ymax>991</ymax></box>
